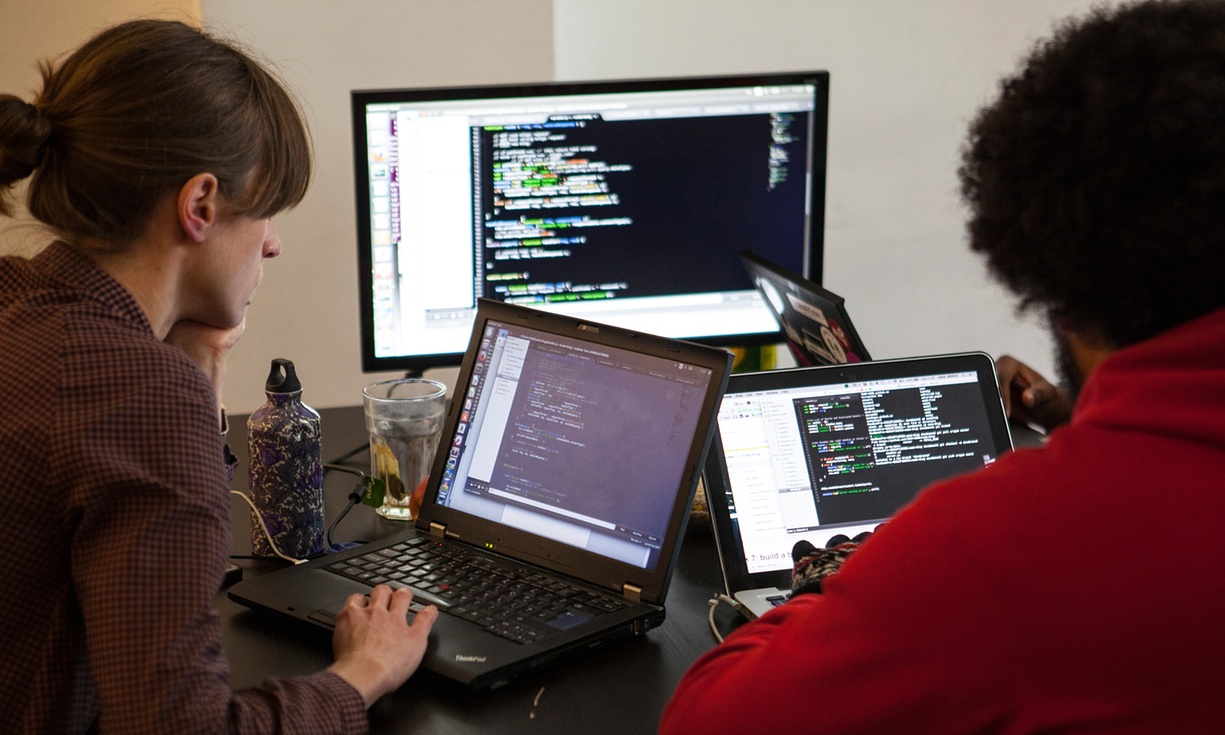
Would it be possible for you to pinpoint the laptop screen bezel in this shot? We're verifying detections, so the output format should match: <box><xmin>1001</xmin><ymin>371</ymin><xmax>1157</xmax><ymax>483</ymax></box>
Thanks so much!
<box><xmin>704</xmin><ymin>352</ymin><xmax>1014</xmax><ymax>595</ymax></box>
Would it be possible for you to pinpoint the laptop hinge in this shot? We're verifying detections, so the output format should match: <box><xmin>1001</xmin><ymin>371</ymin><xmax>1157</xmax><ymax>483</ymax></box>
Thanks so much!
<box><xmin>429</xmin><ymin>522</ymin><xmax>446</xmax><ymax>540</ymax></box>
<box><xmin>622</xmin><ymin>583</ymin><xmax>643</xmax><ymax>604</ymax></box>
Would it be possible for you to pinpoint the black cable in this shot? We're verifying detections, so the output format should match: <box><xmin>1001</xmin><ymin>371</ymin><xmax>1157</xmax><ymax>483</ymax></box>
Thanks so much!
<box><xmin>323</xmin><ymin>463</ymin><xmax>365</xmax><ymax>481</ymax></box>
<box><xmin>327</xmin><ymin>443</ymin><xmax>368</xmax><ymax>465</ymax></box>
<box><xmin>323</xmin><ymin>463</ymin><xmax>370</xmax><ymax>550</ymax></box>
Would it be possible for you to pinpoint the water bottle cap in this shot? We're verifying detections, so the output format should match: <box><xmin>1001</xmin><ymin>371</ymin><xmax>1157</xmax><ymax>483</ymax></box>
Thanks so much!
<box><xmin>265</xmin><ymin>358</ymin><xmax>303</xmax><ymax>393</ymax></box>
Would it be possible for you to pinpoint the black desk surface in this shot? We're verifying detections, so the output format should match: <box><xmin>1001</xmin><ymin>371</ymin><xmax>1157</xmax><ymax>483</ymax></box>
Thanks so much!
<box><xmin>222</xmin><ymin>405</ymin><xmax>1044</xmax><ymax>733</ymax></box>
<box><xmin>221</xmin><ymin>405</ymin><xmax>739</xmax><ymax>734</ymax></box>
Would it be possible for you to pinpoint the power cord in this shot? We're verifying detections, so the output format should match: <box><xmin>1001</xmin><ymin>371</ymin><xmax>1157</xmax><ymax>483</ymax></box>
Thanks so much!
<box><xmin>229</xmin><ymin>490</ymin><xmax>307</xmax><ymax>565</ymax></box>
<box><xmin>707</xmin><ymin>593</ymin><xmax>751</xmax><ymax>643</ymax></box>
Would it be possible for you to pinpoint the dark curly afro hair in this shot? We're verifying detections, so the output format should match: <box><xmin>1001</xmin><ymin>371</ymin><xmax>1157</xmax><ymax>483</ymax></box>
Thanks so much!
<box><xmin>959</xmin><ymin>0</ymin><xmax>1225</xmax><ymax>348</ymax></box>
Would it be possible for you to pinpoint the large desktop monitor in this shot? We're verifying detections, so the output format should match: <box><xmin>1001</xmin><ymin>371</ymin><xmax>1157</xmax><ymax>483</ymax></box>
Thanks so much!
<box><xmin>352</xmin><ymin>71</ymin><xmax>829</xmax><ymax>374</ymax></box>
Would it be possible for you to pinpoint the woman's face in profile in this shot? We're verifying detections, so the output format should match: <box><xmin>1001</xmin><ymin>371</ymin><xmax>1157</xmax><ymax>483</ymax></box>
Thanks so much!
<box><xmin>194</xmin><ymin>211</ymin><xmax>282</xmax><ymax>329</ymax></box>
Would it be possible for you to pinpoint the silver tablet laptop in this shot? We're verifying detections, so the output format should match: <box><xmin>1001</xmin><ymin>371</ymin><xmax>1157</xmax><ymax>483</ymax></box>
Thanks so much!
<box><xmin>703</xmin><ymin>353</ymin><xmax>1013</xmax><ymax>619</ymax></box>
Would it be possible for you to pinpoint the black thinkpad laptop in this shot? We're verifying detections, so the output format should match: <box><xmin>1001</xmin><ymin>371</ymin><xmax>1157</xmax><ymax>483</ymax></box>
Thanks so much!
<box><xmin>230</xmin><ymin>299</ymin><xmax>732</xmax><ymax>689</ymax></box>
<box><xmin>703</xmin><ymin>353</ymin><xmax>1013</xmax><ymax>619</ymax></box>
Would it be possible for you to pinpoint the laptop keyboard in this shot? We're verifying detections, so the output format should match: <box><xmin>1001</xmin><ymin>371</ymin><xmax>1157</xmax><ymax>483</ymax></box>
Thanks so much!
<box><xmin>323</xmin><ymin>536</ymin><xmax>629</xmax><ymax>644</ymax></box>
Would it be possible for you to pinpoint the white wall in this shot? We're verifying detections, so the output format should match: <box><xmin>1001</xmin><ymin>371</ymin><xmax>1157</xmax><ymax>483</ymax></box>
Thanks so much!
<box><xmin>202</xmin><ymin>0</ymin><xmax>554</xmax><ymax>412</ymax></box>
<box><xmin>553</xmin><ymin>0</ymin><xmax>1104</xmax><ymax>383</ymax></box>
<box><xmin>0</xmin><ymin>1</ymin><xmax>198</xmax><ymax>94</ymax></box>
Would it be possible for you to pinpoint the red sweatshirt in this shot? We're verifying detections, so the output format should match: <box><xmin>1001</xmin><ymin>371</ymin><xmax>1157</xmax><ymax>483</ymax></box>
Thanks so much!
<box><xmin>662</xmin><ymin>307</ymin><xmax>1225</xmax><ymax>734</ymax></box>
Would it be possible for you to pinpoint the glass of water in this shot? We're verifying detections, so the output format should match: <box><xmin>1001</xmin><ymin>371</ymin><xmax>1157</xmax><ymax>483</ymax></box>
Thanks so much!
<box><xmin>362</xmin><ymin>378</ymin><xmax>447</xmax><ymax>520</ymax></box>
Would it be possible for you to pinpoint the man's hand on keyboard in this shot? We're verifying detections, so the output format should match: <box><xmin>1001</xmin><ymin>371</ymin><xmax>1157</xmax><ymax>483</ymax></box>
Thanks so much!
<box><xmin>790</xmin><ymin>531</ymin><xmax>875</xmax><ymax>597</ymax></box>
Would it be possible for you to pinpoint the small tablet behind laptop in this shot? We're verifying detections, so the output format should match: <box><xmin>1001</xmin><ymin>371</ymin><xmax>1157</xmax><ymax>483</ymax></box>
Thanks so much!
<box><xmin>741</xmin><ymin>249</ymin><xmax>871</xmax><ymax>366</ymax></box>
<box><xmin>703</xmin><ymin>353</ymin><xmax>1013</xmax><ymax>619</ymax></box>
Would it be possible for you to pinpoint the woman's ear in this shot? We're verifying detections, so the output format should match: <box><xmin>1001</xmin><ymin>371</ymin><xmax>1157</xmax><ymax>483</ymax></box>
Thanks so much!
<box><xmin>177</xmin><ymin>173</ymin><xmax>221</xmax><ymax>243</ymax></box>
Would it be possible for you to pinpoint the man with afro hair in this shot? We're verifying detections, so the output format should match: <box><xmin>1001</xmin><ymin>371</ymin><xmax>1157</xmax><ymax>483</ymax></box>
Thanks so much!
<box><xmin>662</xmin><ymin>2</ymin><xmax>1225</xmax><ymax>732</ymax></box>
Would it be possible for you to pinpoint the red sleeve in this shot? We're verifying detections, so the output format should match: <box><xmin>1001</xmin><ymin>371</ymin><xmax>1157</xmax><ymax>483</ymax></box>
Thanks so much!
<box><xmin>660</xmin><ymin>478</ymin><xmax>1020</xmax><ymax>735</ymax></box>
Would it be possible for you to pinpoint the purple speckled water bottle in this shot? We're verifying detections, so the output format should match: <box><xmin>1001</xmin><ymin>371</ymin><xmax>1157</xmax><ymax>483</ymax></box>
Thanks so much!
<box><xmin>247</xmin><ymin>358</ymin><xmax>324</xmax><ymax>558</ymax></box>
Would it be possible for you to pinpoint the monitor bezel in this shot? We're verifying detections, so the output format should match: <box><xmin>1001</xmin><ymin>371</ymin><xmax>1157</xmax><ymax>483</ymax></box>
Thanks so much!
<box><xmin>352</xmin><ymin>70</ymin><xmax>830</xmax><ymax>374</ymax></box>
